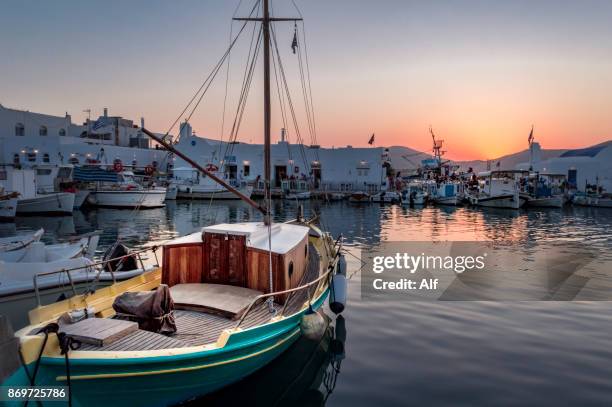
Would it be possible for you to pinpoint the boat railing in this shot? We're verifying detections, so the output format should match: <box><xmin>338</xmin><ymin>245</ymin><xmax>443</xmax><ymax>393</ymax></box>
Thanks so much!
<box><xmin>235</xmin><ymin>236</ymin><xmax>343</xmax><ymax>330</ymax></box>
<box><xmin>32</xmin><ymin>246</ymin><xmax>160</xmax><ymax>307</ymax></box>
<box><xmin>234</xmin><ymin>266</ymin><xmax>333</xmax><ymax>330</ymax></box>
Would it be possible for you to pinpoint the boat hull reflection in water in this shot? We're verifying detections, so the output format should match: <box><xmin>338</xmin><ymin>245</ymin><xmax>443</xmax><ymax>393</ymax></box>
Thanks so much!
<box><xmin>192</xmin><ymin>311</ymin><xmax>346</xmax><ymax>407</ymax></box>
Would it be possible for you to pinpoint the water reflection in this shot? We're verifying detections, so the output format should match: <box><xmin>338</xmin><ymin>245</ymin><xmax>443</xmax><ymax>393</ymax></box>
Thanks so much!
<box><xmin>190</xmin><ymin>312</ymin><xmax>346</xmax><ymax>406</ymax></box>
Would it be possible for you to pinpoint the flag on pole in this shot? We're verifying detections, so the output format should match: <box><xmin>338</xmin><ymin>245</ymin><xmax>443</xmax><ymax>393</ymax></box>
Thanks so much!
<box><xmin>368</xmin><ymin>133</ymin><xmax>375</xmax><ymax>145</ymax></box>
<box><xmin>291</xmin><ymin>25</ymin><xmax>298</xmax><ymax>54</ymax></box>
<box><xmin>528</xmin><ymin>125</ymin><xmax>534</xmax><ymax>145</ymax></box>
<box><xmin>92</xmin><ymin>117</ymin><xmax>108</xmax><ymax>131</ymax></box>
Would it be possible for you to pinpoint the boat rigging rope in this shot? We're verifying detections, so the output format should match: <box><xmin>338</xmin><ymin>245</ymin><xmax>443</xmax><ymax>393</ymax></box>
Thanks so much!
<box><xmin>160</xmin><ymin>0</ymin><xmax>261</xmax><ymax>142</ymax></box>
<box><xmin>269</xmin><ymin>25</ymin><xmax>311</xmax><ymax>177</ymax></box>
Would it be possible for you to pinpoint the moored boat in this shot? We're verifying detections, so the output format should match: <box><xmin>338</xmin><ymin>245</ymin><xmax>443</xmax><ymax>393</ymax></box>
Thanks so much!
<box><xmin>468</xmin><ymin>171</ymin><xmax>525</xmax><ymax>209</ymax></box>
<box><xmin>87</xmin><ymin>171</ymin><xmax>166</xmax><ymax>209</ymax></box>
<box><xmin>6</xmin><ymin>3</ymin><xmax>346</xmax><ymax>404</ymax></box>
<box><xmin>370</xmin><ymin>190</ymin><xmax>401</xmax><ymax>203</ymax></box>
<box><xmin>401</xmin><ymin>182</ymin><xmax>427</xmax><ymax>206</ymax></box>
<box><xmin>0</xmin><ymin>191</ymin><xmax>19</xmax><ymax>221</ymax></box>
<box><xmin>286</xmin><ymin>191</ymin><xmax>311</xmax><ymax>200</ymax></box>
<box><xmin>348</xmin><ymin>191</ymin><xmax>370</xmax><ymax>203</ymax></box>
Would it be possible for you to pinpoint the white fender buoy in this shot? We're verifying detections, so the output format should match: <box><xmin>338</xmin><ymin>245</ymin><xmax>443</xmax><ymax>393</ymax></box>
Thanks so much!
<box><xmin>300</xmin><ymin>308</ymin><xmax>326</xmax><ymax>340</ymax></box>
<box><xmin>329</xmin><ymin>255</ymin><xmax>347</xmax><ymax>314</ymax></box>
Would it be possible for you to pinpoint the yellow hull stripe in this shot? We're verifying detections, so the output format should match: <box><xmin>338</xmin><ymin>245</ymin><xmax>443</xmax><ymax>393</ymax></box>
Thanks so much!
<box><xmin>56</xmin><ymin>327</ymin><xmax>300</xmax><ymax>381</ymax></box>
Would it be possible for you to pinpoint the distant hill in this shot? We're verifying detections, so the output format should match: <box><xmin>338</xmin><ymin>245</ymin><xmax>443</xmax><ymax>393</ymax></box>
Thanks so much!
<box><xmin>388</xmin><ymin>140</ymin><xmax>611</xmax><ymax>173</ymax></box>
<box><xmin>455</xmin><ymin>148</ymin><xmax>566</xmax><ymax>173</ymax></box>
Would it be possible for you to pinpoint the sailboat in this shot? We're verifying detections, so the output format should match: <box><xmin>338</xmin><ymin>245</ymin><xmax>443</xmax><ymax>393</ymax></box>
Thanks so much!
<box><xmin>6</xmin><ymin>2</ymin><xmax>346</xmax><ymax>406</ymax></box>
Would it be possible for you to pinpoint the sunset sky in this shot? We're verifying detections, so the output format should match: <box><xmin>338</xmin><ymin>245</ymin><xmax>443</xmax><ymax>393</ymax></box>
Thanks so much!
<box><xmin>1</xmin><ymin>0</ymin><xmax>612</xmax><ymax>160</ymax></box>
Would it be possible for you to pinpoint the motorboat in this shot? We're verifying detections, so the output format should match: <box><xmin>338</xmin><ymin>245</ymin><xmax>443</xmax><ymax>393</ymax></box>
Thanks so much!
<box><xmin>88</xmin><ymin>171</ymin><xmax>166</xmax><ymax>209</ymax></box>
<box><xmin>519</xmin><ymin>172</ymin><xmax>566</xmax><ymax>208</ymax></box>
<box><xmin>0</xmin><ymin>228</ymin><xmax>44</xmax><ymax>261</ymax></box>
<box><xmin>348</xmin><ymin>191</ymin><xmax>371</xmax><ymax>203</ymax></box>
<box><xmin>0</xmin><ymin>167</ymin><xmax>75</xmax><ymax>215</ymax></box>
<box><xmin>4</xmin><ymin>232</ymin><xmax>99</xmax><ymax>263</ymax></box>
<box><xmin>286</xmin><ymin>191</ymin><xmax>311</xmax><ymax>200</ymax></box>
<box><xmin>370</xmin><ymin>190</ymin><xmax>401</xmax><ymax>203</ymax></box>
<box><xmin>0</xmin><ymin>190</ymin><xmax>19</xmax><ymax>221</ymax></box>
<box><xmin>173</xmin><ymin>167</ymin><xmax>254</xmax><ymax>200</ymax></box>
<box><xmin>467</xmin><ymin>171</ymin><xmax>525</xmax><ymax>209</ymax></box>
<box><xmin>401</xmin><ymin>182</ymin><xmax>428</xmax><ymax>206</ymax></box>
<box><xmin>433</xmin><ymin>182</ymin><xmax>464</xmax><ymax>206</ymax></box>
<box><xmin>0</xmin><ymin>244</ymin><xmax>154</xmax><ymax>330</ymax></box>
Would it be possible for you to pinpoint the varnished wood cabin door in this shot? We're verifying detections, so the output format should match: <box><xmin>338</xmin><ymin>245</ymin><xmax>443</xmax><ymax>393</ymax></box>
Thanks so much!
<box><xmin>203</xmin><ymin>233</ymin><xmax>246</xmax><ymax>286</ymax></box>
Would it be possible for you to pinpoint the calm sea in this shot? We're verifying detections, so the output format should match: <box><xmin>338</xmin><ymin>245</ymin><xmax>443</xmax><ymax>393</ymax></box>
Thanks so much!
<box><xmin>3</xmin><ymin>200</ymin><xmax>612</xmax><ymax>406</ymax></box>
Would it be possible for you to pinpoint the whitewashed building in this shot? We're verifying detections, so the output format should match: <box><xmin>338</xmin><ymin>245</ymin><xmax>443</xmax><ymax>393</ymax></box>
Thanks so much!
<box><xmin>0</xmin><ymin>104</ymin><xmax>167</xmax><ymax>170</ymax></box>
<box><xmin>173</xmin><ymin>123</ymin><xmax>390</xmax><ymax>193</ymax></box>
<box><xmin>516</xmin><ymin>141</ymin><xmax>612</xmax><ymax>192</ymax></box>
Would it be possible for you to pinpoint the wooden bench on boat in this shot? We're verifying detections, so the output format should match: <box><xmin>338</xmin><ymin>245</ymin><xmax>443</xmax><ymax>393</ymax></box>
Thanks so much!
<box><xmin>170</xmin><ymin>283</ymin><xmax>263</xmax><ymax>319</ymax></box>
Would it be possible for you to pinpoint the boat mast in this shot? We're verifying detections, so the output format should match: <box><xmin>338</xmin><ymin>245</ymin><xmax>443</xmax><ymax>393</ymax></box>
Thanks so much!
<box><xmin>262</xmin><ymin>0</ymin><xmax>272</xmax><ymax>225</ymax></box>
<box><xmin>235</xmin><ymin>0</ymin><xmax>302</xmax><ymax>225</ymax></box>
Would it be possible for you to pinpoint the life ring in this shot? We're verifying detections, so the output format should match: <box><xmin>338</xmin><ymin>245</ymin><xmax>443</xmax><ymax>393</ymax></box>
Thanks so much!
<box><xmin>145</xmin><ymin>165</ymin><xmax>155</xmax><ymax>176</ymax></box>
<box><xmin>113</xmin><ymin>161</ymin><xmax>123</xmax><ymax>172</ymax></box>
<box><xmin>205</xmin><ymin>164</ymin><xmax>219</xmax><ymax>172</ymax></box>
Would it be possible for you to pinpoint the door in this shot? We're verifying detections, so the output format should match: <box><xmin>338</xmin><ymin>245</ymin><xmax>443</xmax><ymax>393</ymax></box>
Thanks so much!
<box><xmin>274</xmin><ymin>166</ymin><xmax>287</xmax><ymax>187</ymax></box>
<box><xmin>203</xmin><ymin>233</ymin><xmax>246</xmax><ymax>286</ymax></box>
<box><xmin>567</xmin><ymin>169</ymin><xmax>577</xmax><ymax>188</ymax></box>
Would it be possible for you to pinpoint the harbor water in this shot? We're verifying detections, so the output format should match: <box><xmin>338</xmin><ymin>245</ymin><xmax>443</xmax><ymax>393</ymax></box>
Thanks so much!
<box><xmin>2</xmin><ymin>200</ymin><xmax>612</xmax><ymax>406</ymax></box>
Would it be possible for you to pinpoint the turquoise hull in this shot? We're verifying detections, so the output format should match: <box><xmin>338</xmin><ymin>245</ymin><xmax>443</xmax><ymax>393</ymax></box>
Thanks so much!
<box><xmin>4</xmin><ymin>290</ymin><xmax>329</xmax><ymax>407</ymax></box>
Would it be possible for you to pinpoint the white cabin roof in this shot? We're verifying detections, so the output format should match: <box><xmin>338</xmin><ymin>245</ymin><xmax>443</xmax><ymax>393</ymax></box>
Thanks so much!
<box><xmin>166</xmin><ymin>222</ymin><xmax>309</xmax><ymax>255</ymax></box>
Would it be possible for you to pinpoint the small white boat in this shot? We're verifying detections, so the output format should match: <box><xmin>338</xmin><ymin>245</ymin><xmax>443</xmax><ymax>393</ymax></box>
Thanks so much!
<box><xmin>370</xmin><ymin>191</ymin><xmax>401</xmax><ymax>203</ymax></box>
<box><xmin>0</xmin><ymin>228</ymin><xmax>44</xmax><ymax>261</ymax></box>
<box><xmin>286</xmin><ymin>191</ymin><xmax>311</xmax><ymax>200</ymax></box>
<box><xmin>401</xmin><ymin>182</ymin><xmax>427</xmax><ymax>206</ymax></box>
<box><xmin>16</xmin><ymin>192</ymin><xmax>75</xmax><ymax>215</ymax></box>
<box><xmin>174</xmin><ymin>166</ymin><xmax>254</xmax><ymax>200</ymax></box>
<box><xmin>88</xmin><ymin>171</ymin><xmax>166</xmax><ymax>209</ymax></box>
<box><xmin>0</xmin><ymin>231</ymin><xmax>99</xmax><ymax>263</ymax></box>
<box><xmin>573</xmin><ymin>194</ymin><xmax>612</xmax><ymax>208</ymax></box>
<box><xmin>0</xmin><ymin>192</ymin><xmax>19</xmax><ymax>221</ymax></box>
<box><xmin>523</xmin><ymin>173</ymin><xmax>566</xmax><ymax>208</ymax></box>
<box><xmin>469</xmin><ymin>171</ymin><xmax>525</xmax><ymax>209</ymax></box>
<box><xmin>0</xmin><ymin>253</ymin><xmax>152</xmax><ymax>329</ymax></box>
<box><xmin>527</xmin><ymin>196</ymin><xmax>564</xmax><ymax>208</ymax></box>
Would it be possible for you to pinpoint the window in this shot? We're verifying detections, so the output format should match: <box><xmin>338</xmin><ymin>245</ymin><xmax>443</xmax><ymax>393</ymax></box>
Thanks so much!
<box><xmin>0</xmin><ymin>170</ymin><xmax>6</xmax><ymax>180</ymax></box>
<box><xmin>37</xmin><ymin>169</ymin><xmax>52</xmax><ymax>175</ymax></box>
<box><xmin>69</xmin><ymin>157</ymin><xmax>79</xmax><ymax>165</ymax></box>
<box><xmin>13</xmin><ymin>154</ymin><xmax>20</xmax><ymax>165</ymax></box>
<box><xmin>288</xmin><ymin>261</ymin><xmax>294</xmax><ymax>277</ymax></box>
<box><xmin>39</xmin><ymin>126</ymin><xmax>48</xmax><ymax>136</ymax></box>
<box><xmin>59</xmin><ymin>128</ymin><xmax>66</xmax><ymax>137</ymax></box>
<box><xmin>15</xmin><ymin>123</ymin><xmax>24</xmax><ymax>136</ymax></box>
<box><xmin>43</xmin><ymin>153</ymin><xmax>50</xmax><ymax>163</ymax></box>
<box><xmin>243</xmin><ymin>165</ymin><xmax>250</xmax><ymax>177</ymax></box>
<box><xmin>27</xmin><ymin>151</ymin><xmax>37</xmax><ymax>162</ymax></box>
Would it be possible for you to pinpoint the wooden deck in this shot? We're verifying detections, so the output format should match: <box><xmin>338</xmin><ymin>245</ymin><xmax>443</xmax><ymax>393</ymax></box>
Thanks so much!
<box><xmin>79</xmin><ymin>244</ymin><xmax>323</xmax><ymax>352</ymax></box>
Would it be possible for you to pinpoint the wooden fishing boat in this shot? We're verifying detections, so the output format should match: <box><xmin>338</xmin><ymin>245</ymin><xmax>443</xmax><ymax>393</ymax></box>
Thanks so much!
<box><xmin>5</xmin><ymin>2</ymin><xmax>346</xmax><ymax>405</ymax></box>
<box><xmin>8</xmin><ymin>218</ymin><xmax>340</xmax><ymax>406</ymax></box>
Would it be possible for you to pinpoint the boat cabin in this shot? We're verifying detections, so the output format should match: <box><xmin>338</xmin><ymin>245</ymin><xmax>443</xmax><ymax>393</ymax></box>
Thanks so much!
<box><xmin>162</xmin><ymin>222</ymin><xmax>311</xmax><ymax>306</ymax></box>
